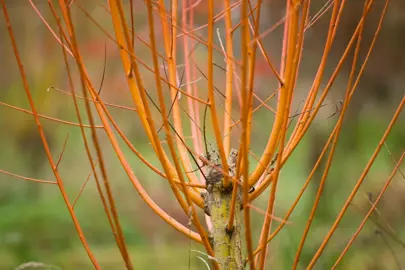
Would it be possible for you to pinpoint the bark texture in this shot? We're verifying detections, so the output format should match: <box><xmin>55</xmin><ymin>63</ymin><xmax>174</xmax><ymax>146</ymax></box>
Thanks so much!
<box><xmin>203</xmin><ymin>149</ymin><xmax>244</xmax><ymax>270</ymax></box>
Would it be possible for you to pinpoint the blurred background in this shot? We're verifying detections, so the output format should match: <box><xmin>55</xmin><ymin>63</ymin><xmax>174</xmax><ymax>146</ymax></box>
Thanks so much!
<box><xmin>1</xmin><ymin>1</ymin><xmax>405</xmax><ymax>269</ymax></box>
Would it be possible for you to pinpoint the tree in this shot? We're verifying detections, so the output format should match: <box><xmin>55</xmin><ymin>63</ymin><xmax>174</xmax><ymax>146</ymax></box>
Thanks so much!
<box><xmin>1</xmin><ymin>0</ymin><xmax>404</xmax><ymax>269</ymax></box>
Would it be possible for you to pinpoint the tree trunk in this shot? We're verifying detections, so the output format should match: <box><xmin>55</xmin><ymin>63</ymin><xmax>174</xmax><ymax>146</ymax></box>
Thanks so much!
<box><xmin>203</xmin><ymin>149</ymin><xmax>244</xmax><ymax>270</ymax></box>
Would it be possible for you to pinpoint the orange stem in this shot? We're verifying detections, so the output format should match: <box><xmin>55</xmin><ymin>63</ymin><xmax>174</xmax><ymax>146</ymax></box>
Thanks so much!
<box><xmin>1</xmin><ymin>2</ymin><xmax>101</xmax><ymax>267</ymax></box>
<box><xmin>57</xmin><ymin>1</ymin><xmax>133</xmax><ymax>267</ymax></box>
<box><xmin>157</xmin><ymin>0</ymin><xmax>202</xmax><ymax>188</ymax></box>
<box><xmin>332</xmin><ymin>150</ymin><xmax>405</xmax><ymax>268</ymax></box>
<box><xmin>0</xmin><ymin>101</ymin><xmax>103</xmax><ymax>129</ymax></box>
<box><xmin>307</xmin><ymin>1</ymin><xmax>395</xmax><ymax>267</ymax></box>
<box><xmin>240</xmin><ymin>0</ymin><xmax>255</xmax><ymax>268</ymax></box>
<box><xmin>207</xmin><ymin>0</ymin><xmax>231</xmax><ymax>188</ymax></box>
<box><xmin>145</xmin><ymin>0</ymin><xmax>216</xmax><ymax>262</ymax></box>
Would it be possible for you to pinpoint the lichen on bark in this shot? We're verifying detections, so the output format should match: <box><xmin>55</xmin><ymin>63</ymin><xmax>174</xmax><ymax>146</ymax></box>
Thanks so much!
<box><xmin>202</xmin><ymin>148</ymin><xmax>244</xmax><ymax>270</ymax></box>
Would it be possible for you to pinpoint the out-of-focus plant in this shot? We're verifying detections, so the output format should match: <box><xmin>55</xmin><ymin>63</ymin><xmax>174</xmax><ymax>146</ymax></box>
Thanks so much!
<box><xmin>1</xmin><ymin>0</ymin><xmax>403</xmax><ymax>269</ymax></box>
